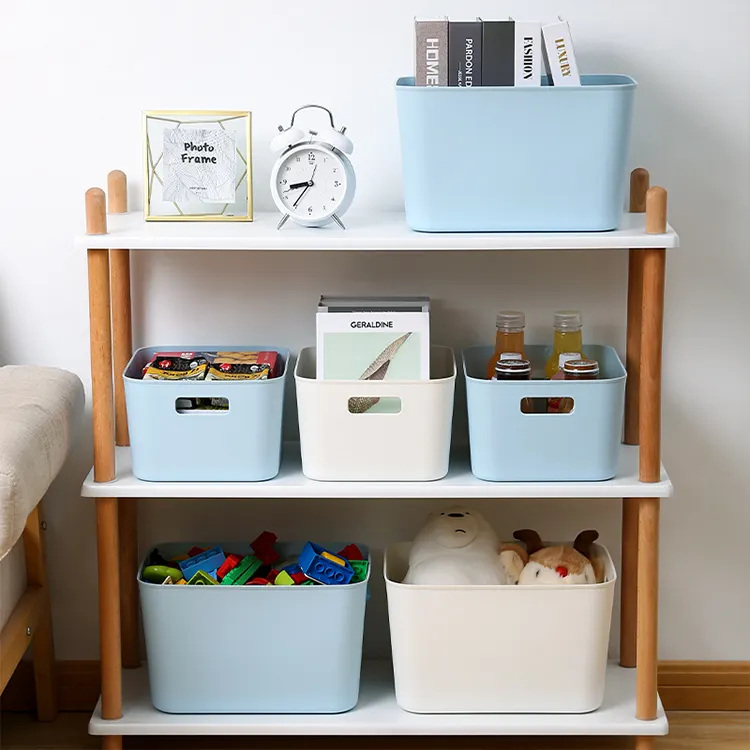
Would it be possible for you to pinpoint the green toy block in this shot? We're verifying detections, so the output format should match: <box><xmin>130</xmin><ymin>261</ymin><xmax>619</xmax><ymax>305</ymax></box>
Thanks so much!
<box><xmin>301</xmin><ymin>579</ymin><xmax>317</xmax><ymax>586</ymax></box>
<box><xmin>187</xmin><ymin>570</ymin><xmax>217</xmax><ymax>585</ymax></box>
<box><xmin>274</xmin><ymin>570</ymin><xmax>295</xmax><ymax>586</ymax></box>
<box><xmin>350</xmin><ymin>560</ymin><xmax>369</xmax><ymax>583</ymax></box>
<box><xmin>220</xmin><ymin>555</ymin><xmax>261</xmax><ymax>586</ymax></box>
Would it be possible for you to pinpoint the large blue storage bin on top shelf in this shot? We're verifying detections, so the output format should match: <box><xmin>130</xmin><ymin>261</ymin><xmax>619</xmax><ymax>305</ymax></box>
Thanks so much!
<box><xmin>396</xmin><ymin>75</ymin><xmax>637</xmax><ymax>232</ymax></box>
<box><xmin>124</xmin><ymin>346</ymin><xmax>289</xmax><ymax>482</ymax></box>
<box><xmin>463</xmin><ymin>345</ymin><xmax>626</xmax><ymax>482</ymax></box>
<box><xmin>139</xmin><ymin>541</ymin><xmax>370</xmax><ymax>713</ymax></box>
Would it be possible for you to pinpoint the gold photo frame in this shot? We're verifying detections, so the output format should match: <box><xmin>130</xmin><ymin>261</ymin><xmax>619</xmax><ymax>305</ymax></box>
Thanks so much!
<box><xmin>144</xmin><ymin>110</ymin><xmax>252</xmax><ymax>221</ymax></box>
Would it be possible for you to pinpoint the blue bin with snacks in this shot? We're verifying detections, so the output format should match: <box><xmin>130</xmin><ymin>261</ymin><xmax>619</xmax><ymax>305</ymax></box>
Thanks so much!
<box><xmin>463</xmin><ymin>345</ymin><xmax>626</xmax><ymax>481</ymax></box>
<box><xmin>396</xmin><ymin>75</ymin><xmax>636</xmax><ymax>232</ymax></box>
<box><xmin>123</xmin><ymin>346</ymin><xmax>289</xmax><ymax>481</ymax></box>
<box><xmin>139</xmin><ymin>541</ymin><xmax>370</xmax><ymax>713</ymax></box>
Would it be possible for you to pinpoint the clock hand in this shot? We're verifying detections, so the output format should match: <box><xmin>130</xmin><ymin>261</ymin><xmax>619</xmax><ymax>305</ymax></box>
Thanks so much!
<box><xmin>288</xmin><ymin>181</ymin><xmax>309</xmax><ymax>189</ymax></box>
<box><xmin>292</xmin><ymin>165</ymin><xmax>318</xmax><ymax>208</ymax></box>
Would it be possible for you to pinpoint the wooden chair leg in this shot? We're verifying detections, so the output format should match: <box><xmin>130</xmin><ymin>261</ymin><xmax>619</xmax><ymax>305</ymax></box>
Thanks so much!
<box><xmin>22</xmin><ymin>502</ymin><xmax>58</xmax><ymax>721</ymax></box>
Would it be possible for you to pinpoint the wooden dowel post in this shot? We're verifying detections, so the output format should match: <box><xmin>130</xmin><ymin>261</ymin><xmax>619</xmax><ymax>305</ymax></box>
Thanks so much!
<box><xmin>636</xmin><ymin>737</ymin><xmax>655</xmax><ymax>750</ymax></box>
<box><xmin>636</xmin><ymin>497</ymin><xmax>660</xmax><ymax>721</ymax></box>
<box><xmin>118</xmin><ymin>499</ymin><xmax>140</xmax><ymax>669</ymax></box>
<box><xmin>621</xmin><ymin>168</ymin><xmax>650</xmax><ymax>669</ymax></box>
<box><xmin>86</xmin><ymin>189</ymin><xmax>115</xmax><ymax>483</ymax></box>
<box><xmin>97</xmin><ymin>497</ymin><xmax>122</xmax><ymax>722</ymax></box>
<box><xmin>22</xmin><ymin>503</ymin><xmax>57</xmax><ymax>720</ymax></box>
<box><xmin>102</xmin><ymin>734</ymin><xmax>123</xmax><ymax>749</ymax></box>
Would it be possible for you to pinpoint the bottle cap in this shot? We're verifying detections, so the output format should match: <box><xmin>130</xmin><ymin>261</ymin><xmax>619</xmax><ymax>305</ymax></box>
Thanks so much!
<box><xmin>495</xmin><ymin>358</ymin><xmax>532</xmax><ymax>377</ymax></box>
<box><xmin>558</xmin><ymin>352</ymin><xmax>581</xmax><ymax>368</ymax></box>
<box><xmin>553</xmin><ymin>310</ymin><xmax>582</xmax><ymax>331</ymax></box>
<box><xmin>495</xmin><ymin>310</ymin><xmax>525</xmax><ymax>332</ymax></box>
<box><xmin>499</xmin><ymin>352</ymin><xmax>523</xmax><ymax>361</ymax></box>
<box><xmin>563</xmin><ymin>359</ymin><xmax>600</xmax><ymax>376</ymax></box>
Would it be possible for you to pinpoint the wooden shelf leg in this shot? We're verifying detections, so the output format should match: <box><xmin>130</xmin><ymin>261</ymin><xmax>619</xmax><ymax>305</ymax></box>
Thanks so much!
<box><xmin>22</xmin><ymin>502</ymin><xmax>57</xmax><ymax>721</ymax></box>
<box><xmin>118</xmin><ymin>499</ymin><xmax>139</xmax><ymax>668</ymax></box>
<box><xmin>102</xmin><ymin>735</ymin><xmax>123</xmax><ymax>749</ymax></box>
<box><xmin>621</xmin><ymin>167</ymin><xmax>650</xmax><ymax>669</ymax></box>
<box><xmin>635</xmin><ymin>737</ymin><xmax>655</xmax><ymax>750</ymax></box>
<box><xmin>97</xmin><ymin>497</ymin><xmax>122</xmax><ymax>723</ymax></box>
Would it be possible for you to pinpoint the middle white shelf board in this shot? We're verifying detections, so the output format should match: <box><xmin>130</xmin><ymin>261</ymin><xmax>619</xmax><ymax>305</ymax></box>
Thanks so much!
<box><xmin>81</xmin><ymin>444</ymin><xmax>673</xmax><ymax>499</ymax></box>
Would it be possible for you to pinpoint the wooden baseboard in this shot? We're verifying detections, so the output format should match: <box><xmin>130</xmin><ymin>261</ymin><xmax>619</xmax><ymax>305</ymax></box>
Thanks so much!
<box><xmin>2</xmin><ymin>660</ymin><xmax>749</xmax><ymax>713</ymax></box>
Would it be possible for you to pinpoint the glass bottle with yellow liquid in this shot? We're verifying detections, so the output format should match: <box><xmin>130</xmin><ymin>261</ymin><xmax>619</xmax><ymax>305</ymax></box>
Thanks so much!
<box><xmin>545</xmin><ymin>311</ymin><xmax>584</xmax><ymax>379</ymax></box>
<box><xmin>486</xmin><ymin>311</ymin><xmax>526</xmax><ymax>379</ymax></box>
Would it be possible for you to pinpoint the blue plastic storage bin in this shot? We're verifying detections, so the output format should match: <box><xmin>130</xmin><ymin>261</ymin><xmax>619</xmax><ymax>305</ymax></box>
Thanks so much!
<box><xmin>463</xmin><ymin>345</ymin><xmax>626</xmax><ymax>481</ymax></box>
<box><xmin>139</xmin><ymin>541</ymin><xmax>370</xmax><ymax>713</ymax></box>
<box><xmin>396</xmin><ymin>75</ymin><xmax>636</xmax><ymax>232</ymax></box>
<box><xmin>124</xmin><ymin>346</ymin><xmax>288</xmax><ymax>481</ymax></box>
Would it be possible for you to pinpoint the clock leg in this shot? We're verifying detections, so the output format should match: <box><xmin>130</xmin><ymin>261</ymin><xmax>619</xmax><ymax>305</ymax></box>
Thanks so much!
<box><xmin>332</xmin><ymin>214</ymin><xmax>346</xmax><ymax>230</ymax></box>
<box><xmin>276</xmin><ymin>214</ymin><xmax>290</xmax><ymax>230</ymax></box>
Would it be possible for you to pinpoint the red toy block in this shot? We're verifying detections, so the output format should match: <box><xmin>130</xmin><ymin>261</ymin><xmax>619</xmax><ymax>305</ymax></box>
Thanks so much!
<box><xmin>267</xmin><ymin>569</ymin><xmax>279</xmax><ymax>582</ymax></box>
<box><xmin>338</xmin><ymin>544</ymin><xmax>364</xmax><ymax>561</ymax></box>
<box><xmin>290</xmin><ymin>572</ymin><xmax>308</xmax><ymax>585</ymax></box>
<box><xmin>246</xmin><ymin>577</ymin><xmax>271</xmax><ymax>585</ymax></box>
<box><xmin>251</xmin><ymin>531</ymin><xmax>279</xmax><ymax>566</ymax></box>
<box><xmin>216</xmin><ymin>553</ymin><xmax>242</xmax><ymax>581</ymax></box>
<box><xmin>187</xmin><ymin>546</ymin><xmax>206</xmax><ymax>557</ymax></box>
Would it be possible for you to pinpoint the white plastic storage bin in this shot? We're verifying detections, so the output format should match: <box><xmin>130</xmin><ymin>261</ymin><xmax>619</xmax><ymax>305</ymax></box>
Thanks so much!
<box><xmin>140</xmin><ymin>541</ymin><xmax>370</xmax><ymax>713</ymax></box>
<box><xmin>295</xmin><ymin>346</ymin><xmax>456</xmax><ymax>481</ymax></box>
<box><xmin>396</xmin><ymin>75</ymin><xmax>636</xmax><ymax>232</ymax></box>
<box><xmin>385</xmin><ymin>541</ymin><xmax>616</xmax><ymax>713</ymax></box>
<box><xmin>124</xmin><ymin>346</ymin><xmax>289</xmax><ymax>482</ymax></box>
<box><xmin>463</xmin><ymin>345</ymin><xmax>626</xmax><ymax>482</ymax></box>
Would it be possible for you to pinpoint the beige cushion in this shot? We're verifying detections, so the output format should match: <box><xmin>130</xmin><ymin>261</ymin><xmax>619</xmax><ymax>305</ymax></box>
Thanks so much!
<box><xmin>0</xmin><ymin>366</ymin><xmax>84</xmax><ymax>560</ymax></box>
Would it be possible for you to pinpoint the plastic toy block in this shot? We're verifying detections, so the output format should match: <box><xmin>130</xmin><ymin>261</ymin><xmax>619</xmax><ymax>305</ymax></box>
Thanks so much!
<box><xmin>162</xmin><ymin>576</ymin><xmax>174</xmax><ymax>585</ymax></box>
<box><xmin>299</xmin><ymin>541</ymin><xmax>354</xmax><ymax>585</ymax></box>
<box><xmin>176</xmin><ymin>578</ymin><xmax>187</xmax><ymax>585</ymax></box>
<box><xmin>179</xmin><ymin>546</ymin><xmax>226</xmax><ymax>582</ymax></box>
<box><xmin>301</xmin><ymin>579</ymin><xmax>317</xmax><ymax>586</ymax></box>
<box><xmin>338</xmin><ymin>544</ymin><xmax>364</xmax><ymax>561</ymax></box>
<box><xmin>187</xmin><ymin>570</ymin><xmax>218</xmax><ymax>585</ymax></box>
<box><xmin>274</xmin><ymin>570</ymin><xmax>295</xmax><ymax>586</ymax></box>
<box><xmin>267</xmin><ymin>569</ymin><xmax>279</xmax><ymax>582</ymax></box>
<box><xmin>170</xmin><ymin>554</ymin><xmax>189</xmax><ymax>563</ymax></box>
<box><xmin>350</xmin><ymin>559</ymin><xmax>369</xmax><ymax>583</ymax></box>
<box><xmin>290</xmin><ymin>572</ymin><xmax>308</xmax><ymax>585</ymax></box>
<box><xmin>246</xmin><ymin>577</ymin><xmax>271</xmax><ymax>585</ymax></box>
<box><xmin>142</xmin><ymin>565</ymin><xmax>183</xmax><ymax>584</ymax></box>
<box><xmin>187</xmin><ymin>546</ymin><xmax>206</xmax><ymax>557</ymax></box>
<box><xmin>251</xmin><ymin>531</ymin><xmax>279</xmax><ymax>566</ymax></box>
<box><xmin>216</xmin><ymin>553</ymin><xmax>242</xmax><ymax>581</ymax></box>
<box><xmin>220</xmin><ymin>555</ymin><xmax>262</xmax><ymax>586</ymax></box>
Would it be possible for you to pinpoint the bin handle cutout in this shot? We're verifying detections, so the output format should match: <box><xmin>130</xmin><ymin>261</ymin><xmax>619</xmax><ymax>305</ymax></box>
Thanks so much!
<box><xmin>520</xmin><ymin>396</ymin><xmax>575</xmax><ymax>415</ymax></box>
<box><xmin>347</xmin><ymin>396</ymin><xmax>402</xmax><ymax>415</ymax></box>
<box><xmin>175</xmin><ymin>397</ymin><xmax>229</xmax><ymax>414</ymax></box>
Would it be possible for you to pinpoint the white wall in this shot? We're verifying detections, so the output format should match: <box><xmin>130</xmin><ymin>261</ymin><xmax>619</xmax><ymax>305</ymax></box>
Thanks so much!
<box><xmin>1</xmin><ymin>0</ymin><xmax>748</xmax><ymax>661</ymax></box>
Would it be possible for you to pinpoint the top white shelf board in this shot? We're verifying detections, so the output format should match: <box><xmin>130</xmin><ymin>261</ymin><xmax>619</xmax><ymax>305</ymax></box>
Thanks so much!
<box><xmin>76</xmin><ymin>211</ymin><xmax>679</xmax><ymax>252</ymax></box>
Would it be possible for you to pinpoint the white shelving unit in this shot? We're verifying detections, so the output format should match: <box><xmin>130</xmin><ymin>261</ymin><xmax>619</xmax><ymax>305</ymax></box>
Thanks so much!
<box><xmin>80</xmin><ymin>171</ymin><xmax>676</xmax><ymax>749</ymax></box>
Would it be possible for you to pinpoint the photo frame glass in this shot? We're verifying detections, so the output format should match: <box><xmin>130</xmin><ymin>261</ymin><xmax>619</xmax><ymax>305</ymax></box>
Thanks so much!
<box><xmin>144</xmin><ymin>110</ymin><xmax>252</xmax><ymax>221</ymax></box>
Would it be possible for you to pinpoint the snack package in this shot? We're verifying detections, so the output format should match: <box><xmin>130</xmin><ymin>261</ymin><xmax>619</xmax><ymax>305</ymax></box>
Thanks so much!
<box><xmin>205</xmin><ymin>351</ymin><xmax>279</xmax><ymax>380</ymax></box>
<box><xmin>142</xmin><ymin>352</ymin><xmax>208</xmax><ymax>381</ymax></box>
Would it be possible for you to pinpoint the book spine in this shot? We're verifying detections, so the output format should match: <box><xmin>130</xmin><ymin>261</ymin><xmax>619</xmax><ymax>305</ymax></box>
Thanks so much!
<box><xmin>482</xmin><ymin>20</ymin><xmax>515</xmax><ymax>86</ymax></box>
<box><xmin>514</xmin><ymin>21</ymin><xmax>541</xmax><ymax>86</ymax></box>
<box><xmin>542</xmin><ymin>19</ymin><xmax>580</xmax><ymax>85</ymax></box>
<box><xmin>448</xmin><ymin>21</ymin><xmax>482</xmax><ymax>86</ymax></box>
<box><xmin>415</xmin><ymin>19</ymin><xmax>448</xmax><ymax>86</ymax></box>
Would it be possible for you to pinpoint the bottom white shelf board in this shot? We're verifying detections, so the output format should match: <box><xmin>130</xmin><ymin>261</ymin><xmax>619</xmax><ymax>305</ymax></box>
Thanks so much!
<box><xmin>89</xmin><ymin>661</ymin><xmax>668</xmax><ymax>737</ymax></box>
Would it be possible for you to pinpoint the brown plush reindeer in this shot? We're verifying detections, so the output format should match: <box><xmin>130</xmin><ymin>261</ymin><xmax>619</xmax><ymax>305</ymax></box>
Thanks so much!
<box><xmin>513</xmin><ymin>529</ymin><xmax>605</xmax><ymax>585</ymax></box>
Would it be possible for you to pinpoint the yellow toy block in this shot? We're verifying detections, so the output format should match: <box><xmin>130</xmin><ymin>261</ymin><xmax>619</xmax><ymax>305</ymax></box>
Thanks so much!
<box><xmin>321</xmin><ymin>551</ymin><xmax>346</xmax><ymax>567</ymax></box>
<box><xmin>274</xmin><ymin>570</ymin><xmax>295</xmax><ymax>586</ymax></box>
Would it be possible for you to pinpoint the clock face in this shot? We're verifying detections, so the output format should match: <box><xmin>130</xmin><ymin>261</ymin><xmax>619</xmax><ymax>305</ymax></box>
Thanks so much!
<box><xmin>273</xmin><ymin>145</ymin><xmax>349</xmax><ymax>224</ymax></box>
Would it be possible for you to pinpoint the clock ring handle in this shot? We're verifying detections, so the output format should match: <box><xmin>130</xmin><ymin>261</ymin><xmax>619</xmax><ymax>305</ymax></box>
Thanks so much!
<box><xmin>289</xmin><ymin>104</ymin><xmax>337</xmax><ymax>130</ymax></box>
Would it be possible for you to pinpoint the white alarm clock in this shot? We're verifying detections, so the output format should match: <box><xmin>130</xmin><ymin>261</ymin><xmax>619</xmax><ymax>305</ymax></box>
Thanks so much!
<box><xmin>270</xmin><ymin>105</ymin><xmax>355</xmax><ymax>230</ymax></box>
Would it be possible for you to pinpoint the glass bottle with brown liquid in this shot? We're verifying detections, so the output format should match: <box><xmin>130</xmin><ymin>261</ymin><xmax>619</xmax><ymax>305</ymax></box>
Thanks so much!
<box><xmin>486</xmin><ymin>311</ymin><xmax>526</xmax><ymax>379</ymax></box>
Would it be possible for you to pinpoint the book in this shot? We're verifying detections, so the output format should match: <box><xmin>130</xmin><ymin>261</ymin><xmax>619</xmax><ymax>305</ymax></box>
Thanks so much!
<box><xmin>415</xmin><ymin>18</ymin><xmax>448</xmax><ymax>86</ymax></box>
<box><xmin>542</xmin><ymin>18</ymin><xmax>581</xmax><ymax>85</ymax></box>
<box><xmin>482</xmin><ymin>20</ymin><xmax>514</xmax><ymax>86</ymax></box>
<box><xmin>449</xmin><ymin>21</ymin><xmax>482</xmax><ymax>86</ymax></box>
<box><xmin>316</xmin><ymin>296</ymin><xmax>430</xmax><ymax>383</ymax></box>
<box><xmin>513</xmin><ymin>20</ymin><xmax>542</xmax><ymax>86</ymax></box>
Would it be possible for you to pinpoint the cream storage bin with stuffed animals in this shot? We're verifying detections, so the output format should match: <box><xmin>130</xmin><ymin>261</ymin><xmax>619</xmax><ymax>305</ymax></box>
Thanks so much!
<box><xmin>384</xmin><ymin>536</ymin><xmax>617</xmax><ymax>713</ymax></box>
<box><xmin>295</xmin><ymin>347</ymin><xmax>456</xmax><ymax>481</ymax></box>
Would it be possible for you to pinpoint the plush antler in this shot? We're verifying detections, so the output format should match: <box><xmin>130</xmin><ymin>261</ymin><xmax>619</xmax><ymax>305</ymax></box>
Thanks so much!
<box><xmin>573</xmin><ymin>530</ymin><xmax>600</xmax><ymax>560</ymax></box>
<box><xmin>513</xmin><ymin>529</ymin><xmax>544</xmax><ymax>556</ymax></box>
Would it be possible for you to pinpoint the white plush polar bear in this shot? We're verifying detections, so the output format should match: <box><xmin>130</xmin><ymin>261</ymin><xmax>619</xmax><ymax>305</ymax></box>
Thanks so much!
<box><xmin>403</xmin><ymin>505</ymin><xmax>526</xmax><ymax>585</ymax></box>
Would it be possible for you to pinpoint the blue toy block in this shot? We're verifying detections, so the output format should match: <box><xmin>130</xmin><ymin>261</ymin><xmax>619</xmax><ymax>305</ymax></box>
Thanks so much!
<box><xmin>179</xmin><ymin>546</ymin><xmax>226</xmax><ymax>582</ymax></box>
<box><xmin>298</xmin><ymin>542</ymin><xmax>353</xmax><ymax>585</ymax></box>
<box><xmin>284</xmin><ymin>563</ymin><xmax>302</xmax><ymax>576</ymax></box>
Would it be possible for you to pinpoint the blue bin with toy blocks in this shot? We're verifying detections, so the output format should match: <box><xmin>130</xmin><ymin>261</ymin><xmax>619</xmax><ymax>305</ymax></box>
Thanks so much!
<box><xmin>123</xmin><ymin>345</ymin><xmax>289</xmax><ymax>482</ymax></box>
<box><xmin>139</xmin><ymin>541</ymin><xmax>370</xmax><ymax>713</ymax></box>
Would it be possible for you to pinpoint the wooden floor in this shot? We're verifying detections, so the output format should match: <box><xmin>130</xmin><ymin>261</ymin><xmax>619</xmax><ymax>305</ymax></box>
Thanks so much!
<box><xmin>0</xmin><ymin>712</ymin><xmax>748</xmax><ymax>749</ymax></box>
